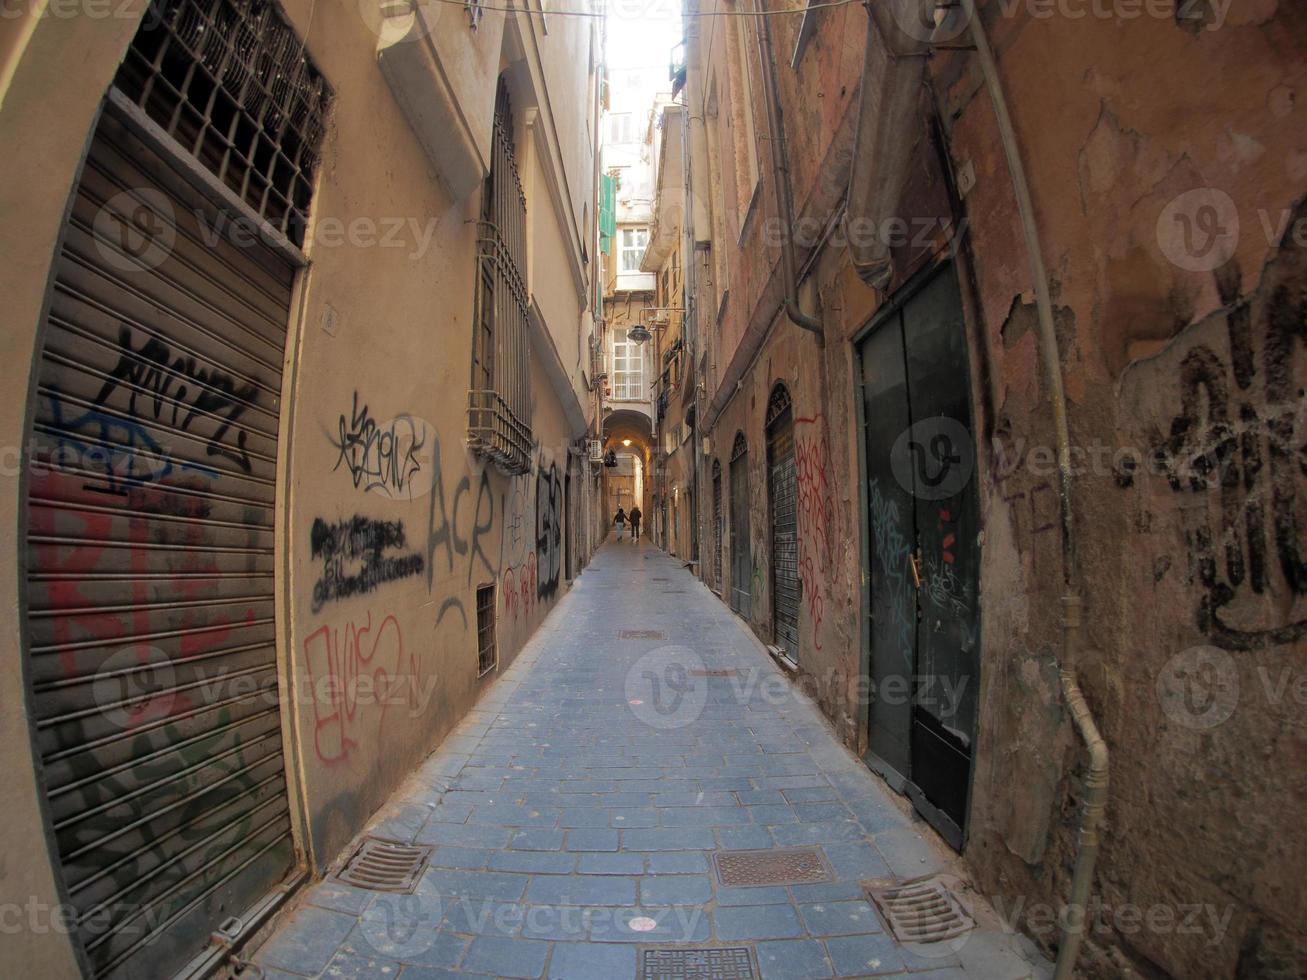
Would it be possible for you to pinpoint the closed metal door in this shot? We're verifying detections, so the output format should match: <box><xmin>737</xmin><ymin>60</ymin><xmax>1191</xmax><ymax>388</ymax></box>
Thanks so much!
<box><xmin>729</xmin><ymin>435</ymin><xmax>751</xmax><ymax>617</ymax></box>
<box><xmin>857</xmin><ymin>263</ymin><xmax>979</xmax><ymax>849</ymax></box>
<box><xmin>767</xmin><ymin>386</ymin><xmax>800</xmax><ymax>661</ymax></box>
<box><xmin>23</xmin><ymin>101</ymin><xmax>296</xmax><ymax>979</ymax></box>
<box><xmin>712</xmin><ymin>461</ymin><xmax>723</xmax><ymax>588</ymax></box>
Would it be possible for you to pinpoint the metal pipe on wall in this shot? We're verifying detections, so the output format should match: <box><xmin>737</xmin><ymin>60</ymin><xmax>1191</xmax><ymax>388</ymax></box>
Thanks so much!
<box><xmin>954</xmin><ymin>2</ymin><xmax>1109</xmax><ymax>976</ymax></box>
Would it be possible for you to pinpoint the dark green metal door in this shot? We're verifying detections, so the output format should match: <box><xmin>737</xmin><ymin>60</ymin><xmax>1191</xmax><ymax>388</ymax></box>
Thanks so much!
<box><xmin>858</xmin><ymin>263</ymin><xmax>979</xmax><ymax>848</ymax></box>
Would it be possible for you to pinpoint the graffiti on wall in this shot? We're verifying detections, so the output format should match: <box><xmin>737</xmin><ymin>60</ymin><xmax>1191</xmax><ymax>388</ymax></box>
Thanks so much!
<box><xmin>1120</xmin><ymin>269</ymin><xmax>1306</xmax><ymax>651</ymax></box>
<box><xmin>310</xmin><ymin>516</ymin><xmax>425</xmax><ymax>612</ymax></box>
<box><xmin>795</xmin><ymin>415</ymin><xmax>839</xmax><ymax>649</ymax></box>
<box><xmin>94</xmin><ymin>322</ymin><xmax>259</xmax><ymax>473</ymax></box>
<box><xmin>329</xmin><ymin>391</ymin><xmax>433</xmax><ymax>499</ymax></box>
<box><xmin>303</xmin><ymin>610</ymin><xmax>434</xmax><ymax>764</ymax></box>
<box><xmin>869</xmin><ymin>478</ymin><xmax>914</xmax><ymax>667</ymax></box>
<box><xmin>536</xmin><ymin>460</ymin><xmax>563</xmax><ymax>600</ymax></box>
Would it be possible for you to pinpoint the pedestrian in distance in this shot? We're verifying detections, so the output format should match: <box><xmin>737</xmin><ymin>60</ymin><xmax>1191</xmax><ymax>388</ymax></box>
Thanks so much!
<box><xmin>614</xmin><ymin>507</ymin><xmax>627</xmax><ymax>542</ymax></box>
<box><xmin>629</xmin><ymin>505</ymin><xmax>642</xmax><ymax>543</ymax></box>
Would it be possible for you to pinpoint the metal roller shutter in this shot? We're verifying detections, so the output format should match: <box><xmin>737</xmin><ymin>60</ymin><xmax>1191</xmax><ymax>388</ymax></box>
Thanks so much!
<box><xmin>23</xmin><ymin>100</ymin><xmax>296</xmax><ymax>979</ymax></box>
<box><xmin>767</xmin><ymin>386</ymin><xmax>800</xmax><ymax>661</ymax></box>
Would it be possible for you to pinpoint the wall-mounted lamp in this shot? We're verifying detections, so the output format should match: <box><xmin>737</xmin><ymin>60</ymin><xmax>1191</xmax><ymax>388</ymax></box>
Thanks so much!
<box><xmin>622</xmin><ymin>438</ymin><xmax>633</xmax><ymax>447</ymax></box>
<box><xmin>627</xmin><ymin>324</ymin><xmax>653</xmax><ymax>345</ymax></box>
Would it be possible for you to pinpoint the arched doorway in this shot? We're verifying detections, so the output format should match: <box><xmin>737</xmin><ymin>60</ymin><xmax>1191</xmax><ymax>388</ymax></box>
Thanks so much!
<box><xmin>729</xmin><ymin>432</ymin><xmax>751</xmax><ymax>616</ymax></box>
<box><xmin>767</xmin><ymin>383</ymin><xmax>799</xmax><ymax>661</ymax></box>
<box><xmin>712</xmin><ymin>459</ymin><xmax>723</xmax><ymax>590</ymax></box>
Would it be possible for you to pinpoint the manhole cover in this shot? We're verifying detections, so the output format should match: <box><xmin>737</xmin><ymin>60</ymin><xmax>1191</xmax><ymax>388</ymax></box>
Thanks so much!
<box><xmin>335</xmin><ymin>837</ymin><xmax>432</xmax><ymax>893</ymax></box>
<box><xmin>713</xmin><ymin>848</ymin><xmax>830</xmax><ymax>887</ymax></box>
<box><xmin>620</xmin><ymin>630</ymin><xmax>667</xmax><ymax>640</ymax></box>
<box><xmin>868</xmin><ymin>879</ymin><xmax>975</xmax><ymax>943</ymax></box>
<box><xmin>641</xmin><ymin>947</ymin><xmax>756</xmax><ymax>979</ymax></box>
<box><xmin>690</xmin><ymin>668</ymin><xmax>738</xmax><ymax>677</ymax></box>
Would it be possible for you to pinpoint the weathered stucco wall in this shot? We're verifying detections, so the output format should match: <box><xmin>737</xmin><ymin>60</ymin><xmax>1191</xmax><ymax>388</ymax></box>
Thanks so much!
<box><xmin>691</xmin><ymin>0</ymin><xmax>1307</xmax><ymax>976</ymax></box>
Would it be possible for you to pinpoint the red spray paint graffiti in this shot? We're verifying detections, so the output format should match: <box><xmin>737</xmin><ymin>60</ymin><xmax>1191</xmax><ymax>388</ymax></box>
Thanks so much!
<box><xmin>303</xmin><ymin>611</ymin><xmax>421</xmax><ymax>764</ymax></box>
<box><xmin>795</xmin><ymin>416</ymin><xmax>840</xmax><ymax>650</ymax></box>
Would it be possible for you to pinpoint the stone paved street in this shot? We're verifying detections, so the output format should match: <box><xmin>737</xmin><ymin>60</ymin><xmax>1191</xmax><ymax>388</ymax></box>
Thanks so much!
<box><xmin>252</xmin><ymin>542</ymin><xmax>1050</xmax><ymax>980</ymax></box>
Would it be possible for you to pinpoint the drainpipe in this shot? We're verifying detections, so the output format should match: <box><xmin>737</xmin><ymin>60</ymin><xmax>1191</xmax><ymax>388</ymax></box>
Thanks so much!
<box><xmin>754</xmin><ymin>0</ymin><xmax>823</xmax><ymax>343</ymax></box>
<box><xmin>955</xmin><ymin>2</ymin><xmax>1109</xmax><ymax>977</ymax></box>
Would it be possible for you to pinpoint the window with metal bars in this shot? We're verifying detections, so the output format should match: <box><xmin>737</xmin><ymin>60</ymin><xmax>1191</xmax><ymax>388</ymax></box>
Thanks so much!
<box><xmin>476</xmin><ymin>584</ymin><xmax>497</xmax><ymax>676</ymax></box>
<box><xmin>114</xmin><ymin>0</ymin><xmax>330</xmax><ymax>247</ymax></box>
<box><xmin>468</xmin><ymin>78</ymin><xmax>533</xmax><ymax>474</ymax></box>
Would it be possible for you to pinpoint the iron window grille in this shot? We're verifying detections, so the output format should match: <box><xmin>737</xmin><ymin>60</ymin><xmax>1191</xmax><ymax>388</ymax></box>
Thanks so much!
<box><xmin>114</xmin><ymin>0</ymin><xmax>330</xmax><ymax>247</ymax></box>
<box><xmin>765</xmin><ymin>381</ymin><xmax>793</xmax><ymax>427</ymax></box>
<box><xmin>468</xmin><ymin>80</ymin><xmax>533</xmax><ymax>474</ymax></box>
<box><xmin>731</xmin><ymin>431</ymin><xmax>749</xmax><ymax>462</ymax></box>
<box><xmin>476</xmin><ymin>584</ymin><xmax>498</xmax><ymax>676</ymax></box>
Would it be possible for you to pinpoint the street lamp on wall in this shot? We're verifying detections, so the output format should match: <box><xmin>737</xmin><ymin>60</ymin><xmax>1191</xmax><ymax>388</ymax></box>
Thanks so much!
<box><xmin>627</xmin><ymin>323</ymin><xmax>653</xmax><ymax>345</ymax></box>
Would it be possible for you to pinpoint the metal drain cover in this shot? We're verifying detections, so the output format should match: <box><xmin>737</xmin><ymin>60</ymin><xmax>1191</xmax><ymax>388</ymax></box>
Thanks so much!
<box><xmin>690</xmin><ymin>668</ymin><xmax>738</xmax><ymax>677</ymax></box>
<box><xmin>620</xmin><ymin>630</ymin><xmax>667</xmax><ymax>639</ymax></box>
<box><xmin>641</xmin><ymin>947</ymin><xmax>756</xmax><ymax>979</ymax></box>
<box><xmin>336</xmin><ymin>837</ymin><xmax>431</xmax><ymax>893</ymax></box>
<box><xmin>713</xmin><ymin>848</ymin><xmax>831</xmax><ymax>887</ymax></box>
<box><xmin>868</xmin><ymin>878</ymin><xmax>975</xmax><ymax>943</ymax></box>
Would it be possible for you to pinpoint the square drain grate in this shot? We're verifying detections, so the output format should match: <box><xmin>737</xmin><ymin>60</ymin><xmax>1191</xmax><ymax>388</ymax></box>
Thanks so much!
<box><xmin>868</xmin><ymin>878</ymin><xmax>975</xmax><ymax>943</ymax></box>
<box><xmin>713</xmin><ymin>847</ymin><xmax>831</xmax><ymax>887</ymax></box>
<box><xmin>335</xmin><ymin>837</ymin><xmax>432</xmax><ymax>893</ymax></box>
<box><xmin>642</xmin><ymin>947</ymin><xmax>756</xmax><ymax>979</ymax></box>
<box><xmin>620</xmin><ymin>630</ymin><xmax>667</xmax><ymax>640</ymax></box>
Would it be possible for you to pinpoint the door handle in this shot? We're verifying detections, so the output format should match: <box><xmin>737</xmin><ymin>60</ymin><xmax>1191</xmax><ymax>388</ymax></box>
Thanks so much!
<box><xmin>909</xmin><ymin>551</ymin><xmax>922</xmax><ymax>590</ymax></box>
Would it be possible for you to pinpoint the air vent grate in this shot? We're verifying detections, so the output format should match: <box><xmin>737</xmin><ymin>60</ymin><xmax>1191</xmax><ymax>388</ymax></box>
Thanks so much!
<box><xmin>713</xmin><ymin>848</ymin><xmax>830</xmax><ymax>887</ymax></box>
<box><xmin>336</xmin><ymin>837</ymin><xmax>432</xmax><ymax>893</ymax></box>
<box><xmin>868</xmin><ymin>878</ymin><xmax>975</xmax><ymax>944</ymax></box>
<box><xmin>641</xmin><ymin>947</ymin><xmax>756</xmax><ymax>979</ymax></box>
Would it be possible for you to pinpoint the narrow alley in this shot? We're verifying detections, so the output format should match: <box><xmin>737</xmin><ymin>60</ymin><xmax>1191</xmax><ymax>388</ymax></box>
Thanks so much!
<box><xmin>251</xmin><ymin>542</ymin><xmax>1047</xmax><ymax>980</ymax></box>
<box><xmin>3</xmin><ymin>0</ymin><xmax>1305</xmax><ymax>976</ymax></box>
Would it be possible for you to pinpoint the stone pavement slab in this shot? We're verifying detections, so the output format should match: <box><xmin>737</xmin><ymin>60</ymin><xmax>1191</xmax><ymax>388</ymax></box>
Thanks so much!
<box><xmin>252</xmin><ymin>542</ymin><xmax>1051</xmax><ymax>979</ymax></box>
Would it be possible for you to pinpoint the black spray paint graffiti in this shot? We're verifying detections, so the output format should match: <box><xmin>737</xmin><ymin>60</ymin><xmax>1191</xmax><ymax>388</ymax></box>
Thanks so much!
<box><xmin>95</xmin><ymin>322</ymin><xmax>259</xmax><ymax>473</ymax></box>
<box><xmin>423</xmin><ymin>432</ymin><xmax>498</xmax><ymax>625</ymax></box>
<box><xmin>330</xmin><ymin>391</ymin><xmax>429</xmax><ymax>498</ymax></box>
<box><xmin>536</xmin><ymin>461</ymin><xmax>563</xmax><ymax>599</ymax></box>
<box><xmin>310</xmin><ymin>516</ymin><xmax>425</xmax><ymax>612</ymax></box>
<box><xmin>1120</xmin><ymin>261</ymin><xmax>1306</xmax><ymax>651</ymax></box>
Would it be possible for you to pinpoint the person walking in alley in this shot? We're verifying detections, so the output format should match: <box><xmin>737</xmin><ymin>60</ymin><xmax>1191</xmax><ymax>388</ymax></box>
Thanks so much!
<box><xmin>614</xmin><ymin>507</ymin><xmax>627</xmax><ymax>542</ymax></box>
<box><xmin>629</xmin><ymin>505</ymin><xmax>642</xmax><ymax>543</ymax></box>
